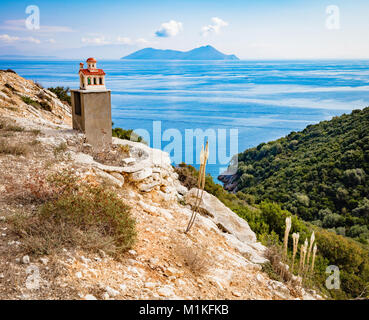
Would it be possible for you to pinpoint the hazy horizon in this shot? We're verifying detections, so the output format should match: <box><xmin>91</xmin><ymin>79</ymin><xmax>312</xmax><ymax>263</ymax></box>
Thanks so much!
<box><xmin>0</xmin><ymin>0</ymin><xmax>369</xmax><ymax>60</ymax></box>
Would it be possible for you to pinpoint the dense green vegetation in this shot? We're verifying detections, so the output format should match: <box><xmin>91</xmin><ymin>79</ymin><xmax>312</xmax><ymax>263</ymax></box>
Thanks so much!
<box><xmin>175</xmin><ymin>163</ymin><xmax>369</xmax><ymax>299</ymax></box>
<box><xmin>224</xmin><ymin>108</ymin><xmax>369</xmax><ymax>244</ymax></box>
<box><xmin>47</xmin><ymin>86</ymin><xmax>71</xmax><ymax>105</ymax></box>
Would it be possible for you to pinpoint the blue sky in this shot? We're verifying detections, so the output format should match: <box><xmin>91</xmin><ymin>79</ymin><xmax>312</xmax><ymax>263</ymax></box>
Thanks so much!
<box><xmin>0</xmin><ymin>0</ymin><xmax>368</xmax><ymax>59</ymax></box>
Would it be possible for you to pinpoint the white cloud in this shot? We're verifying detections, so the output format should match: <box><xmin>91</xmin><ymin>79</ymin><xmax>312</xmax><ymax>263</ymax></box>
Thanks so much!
<box><xmin>201</xmin><ymin>17</ymin><xmax>228</xmax><ymax>36</ymax></box>
<box><xmin>24</xmin><ymin>37</ymin><xmax>41</xmax><ymax>44</ymax></box>
<box><xmin>0</xmin><ymin>34</ymin><xmax>20</xmax><ymax>42</ymax></box>
<box><xmin>117</xmin><ymin>36</ymin><xmax>132</xmax><ymax>45</ymax></box>
<box><xmin>46</xmin><ymin>38</ymin><xmax>56</xmax><ymax>44</ymax></box>
<box><xmin>0</xmin><ymin>19</ymin><xmax>73</xmax><ymax>33</ymax></box>
<box><xmin>81</xmin><ymin>36</ymin><xmax>111</xmax><ymax>45</ymax></box>
<box><xmin>135</xmin><ymin>38</ymin><xmax>149</xmax><ymax>46</ymax></box>
<box><xmin>0</xmin><ymin>34</ymin><xmax>41</xmax><ymax>44</ymax></box>
<box><xmin>155</xmin><ymin>20</ymin><xmax>183</xmax><ymax>37</ymax></box>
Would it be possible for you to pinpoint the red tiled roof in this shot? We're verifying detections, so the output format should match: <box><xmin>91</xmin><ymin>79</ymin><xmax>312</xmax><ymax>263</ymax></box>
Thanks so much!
<box><xmin>86</xmin><ymin>57</ymin><xmax>97</xmax><ymax>62</ymax></box>
<box><xmin>79</xmin><ymin>68</ymin><xmax>106</xmax><ymax>76</ymax></box>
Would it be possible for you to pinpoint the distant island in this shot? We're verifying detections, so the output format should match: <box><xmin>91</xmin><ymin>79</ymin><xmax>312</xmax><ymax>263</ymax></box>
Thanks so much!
<box><xmin>121</xmin><ymin>45</ymin><xmax>239</xmax><ymax>60</ymax></box>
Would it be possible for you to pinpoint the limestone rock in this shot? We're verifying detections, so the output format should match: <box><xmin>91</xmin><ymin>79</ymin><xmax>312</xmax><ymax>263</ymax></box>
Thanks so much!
<box><xmin>22</xmin><ymin>255</ymin><xmax>30</xmax><ymax>264</ymax></box>
<box><xmin>175</xmin><ymin>183</ymin><xmax>188</xmax><ymax>195</ymax></box>
<box><xmin>131</xmin><ymin>167</ymin><xmax>153</xmax><ymax>181</ymax></box>
<box><xmin>232</xmin><ymin>291</ymin><xmax>241</xmax><ymax>297</ymax></box>
<box><xmin>110</xmin><ymin>172</ymin><xmax>125</xmax><ymax>184</ymax></box>
<box><xmin>268</xmin><ymin>280</ymin><xmax>291</xmax><ymax>299</ymax></box>
<box><xmin>157</xmin><ymin>286</ymin><xmax>175</xmax><ymax>297</ymax></box>
<box><xmin>144</xmin><ymin>282</ymin><xmax>156</xmax><ymax>289</ymax></box>
<box><xmin>95</xmin><ymin>169</ymin><xmax>123</xmax><ymax>188</ymax></box>
<box><xmin>138</xmin><ymin>181</ymin><xmax>160</xmax><ymax>192</ymax></box>
<box><xmin>165</xmin><ymin>267</ymin><xmax>183</xmax><ymax>277</ymax></box>
<box><xmin>122</xmin><ymin>157</ymin><xmax>136</xmax><ymax>165</ymax></box>
<box><xmin>105</xmin><ymin>286</ymin><xmax>120</xmax><ymax>297</ymax></box>
<box><xmin>223</xmin><ymin>233</ymin><xmax>267</xmax><ymax>264</ymax></box>
<box><xmin>186</xmin><ymin>188</ymin><xmax>257</xmax><ymax>243</ymax></box>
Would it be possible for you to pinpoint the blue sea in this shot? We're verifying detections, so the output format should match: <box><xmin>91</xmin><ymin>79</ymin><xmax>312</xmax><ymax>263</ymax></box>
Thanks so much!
<box><xmin>1</xmin><ymin>59</ymin><xmax>369</xmax><ymax>181</ymax></box>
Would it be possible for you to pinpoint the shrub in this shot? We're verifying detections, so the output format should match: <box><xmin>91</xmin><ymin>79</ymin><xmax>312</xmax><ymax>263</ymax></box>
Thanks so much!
<box><xmin>322</xmin><ymin>213</ymin><xmax>345</xmax><ymax>228</ymax></box>
<box><xmin>21</xmin><ymin>95</ymin><xmax>52</xmax><ymax>111</ymax></box>
<box><xmin>347</xmin><ymin>225</ymin><xmax>369</xmax><ymax>239</ymax></box>
<box><xmin>0</xmin><ymin>119</ymin><xmax>24</xmax><ymax>132</ymax></box>
<box><xmin>112</xmin><ymin>127</ymin><xmax>143</xmax><ymax>143</ymax></box>
<box><xmin>262</xmin><ymin>245</ymin><xmax>293</xmax><ymax>283</ymax></box>
<box><xmin>47</xmin><ymin>86</ymin><xmax>71</xmax><ymax>105</ymax></box>
<box><xmin>9</xmin><ymin>171</ymin><xmax>136</xmax><ymax>256</ymax></box>
<box><xmin>2</xmin><ymin>69</ymin><xmax>16</xmax><ymax>74</ymax></box>
<box><xmin>0</xmin><ymin>140</ymin><xmax>29</xmax><ymax>156</ymax></box>
<box><xmin>175</xmin><ymin>242</ymin><xmax>212</xmax><ymax>275</ymax></box>
<box><xmin>352</xmin><ymin>198</ymin><xmax>369</xmax><ymax>218</ymax></box>
<box><xmin>21</xmin><ymin>96</ymin><xmax>37</xmax><ymax>105</ymax></box>
<box><xmin>53</xmin><ymin>142</ymin><xmax>68</xmax><ymax>159</ymax></box>
<box><xmin>315</xmin><ymin>227</ymin><xmax>369</xmax><ymax>298</ymax></box>
<box><xmin>174</xmin><ymin>163</ymin><xmax>198</xmax><ymax>190</ymax></box>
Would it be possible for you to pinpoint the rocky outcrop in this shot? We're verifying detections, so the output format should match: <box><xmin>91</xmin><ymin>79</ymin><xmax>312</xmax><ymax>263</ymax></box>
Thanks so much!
<box><xmin>186</xmin><ymin>188</ymin><xmax>256</xmax><ymax>243</ymax></box>
<box><xmin>185</xmin><ymin>188</ymin><xmax>267</xmax><ymax>264</ymax></box>
<box><xmin>0</xmin><ymin>70</ymin><xmax>71</xmax><ymax>125</ymax></box>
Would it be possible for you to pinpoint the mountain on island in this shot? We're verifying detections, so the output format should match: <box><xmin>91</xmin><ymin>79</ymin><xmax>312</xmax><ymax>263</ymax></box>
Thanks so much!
<box><xmin>121</xmin><ymin>45</ymin><xmax>239</xmax><ymax>60</ymax></box>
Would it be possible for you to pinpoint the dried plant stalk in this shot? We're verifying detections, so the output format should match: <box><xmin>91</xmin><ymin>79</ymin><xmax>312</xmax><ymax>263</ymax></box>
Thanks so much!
<box><xmin>306</xmin><ymin>231</ymin><xmax>315</xmax><ymax>270</ymax></box>
<box><xmin>283</xmin><ymin>216</ymin><xmax>292</xmax><ymax>257</ymax></box>
<box><xmin>185</xmin><ymin>141</ymin><xmax>209</xmax><ymax>233</ymax></box>
<box><xmin>299</xmin><ymin>239</ymin><xmax>308</xmax><ymax>275</ymax></box>
<box><xmin>291</xmin><ymin>232</ymin><xmax>299</xmax><ymax>273</ymax></box>
<box><xmin>311</xmin><ymin>244</ymin><xmax>317</xmax><ymax>272</ymax></box>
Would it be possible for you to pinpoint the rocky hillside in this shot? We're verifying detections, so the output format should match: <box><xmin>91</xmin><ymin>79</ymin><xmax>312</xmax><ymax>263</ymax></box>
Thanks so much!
<box><xmin>0</xmin><ymin>69</ymin><xmax>71</xmax><ymax>125</ymax></box>
<box><xmin>0</xmin><ymin>71</ymin><xmax>320</xmax><ymax>300</ymax></box>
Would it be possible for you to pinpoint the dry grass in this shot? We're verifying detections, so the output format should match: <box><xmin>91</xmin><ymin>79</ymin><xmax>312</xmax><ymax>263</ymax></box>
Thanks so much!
<box><xmin>0</xmin><ymin>119</ymin><xmax>24</xmax><ymax>132</ymax></box>
<box><xmin>29</xmin><ymin>129</ymin><xmax>41</xmax><ymax>136</ymax></box>
<box><xmin>7</xmin><ymin>170</ymin><xmax>136</xmax><ymax>257</ymax></box>
<box><xmin>53</xmin><ymin>142</ymin><xmax>68</xmax><ymax>158</ymax></box>
<box><xmin>263</xmin><ymin>245</ymin><xmax>293</xmax><ymax>283</ymax></box>
<box><xmin>175</xmin><ymin>242</ymin><xmax>212</xmax><ymax>275</ymax></box>
<box><xmin>9</xmin><ymin>212</ymin><xmax>117</xmax><ymax>256</ymax></box>
<box><xmin>0</xmin><ymin>139</ymin><xmax>29</xmax><ymax>156</ymax></box>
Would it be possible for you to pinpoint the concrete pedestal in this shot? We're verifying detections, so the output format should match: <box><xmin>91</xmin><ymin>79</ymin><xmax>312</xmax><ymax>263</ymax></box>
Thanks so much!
<box><xmin>71</xmin><ymin>89</ymin><xmax>112</xmax><ymax>149</ymax></box>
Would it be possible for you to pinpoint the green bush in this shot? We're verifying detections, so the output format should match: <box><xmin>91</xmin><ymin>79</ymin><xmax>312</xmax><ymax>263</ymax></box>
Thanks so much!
<box><xmin>112</xmin><ymin>126</ymin><xmax>144</xmax><ymax>143</ymax></box>
<box><xmin>47</xmin><ymin>86</ymin><xmax>71</xmax><ymax>105</ymax></box>
<box><xmin>315</xmin><ymin>228</ymin><xmax>369</xmax><ymax>298</ymax></box>
<box><xmin>21</xmin><ymin>96</ymin><xmax>52</xmax><ymax>111</ymax></box>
